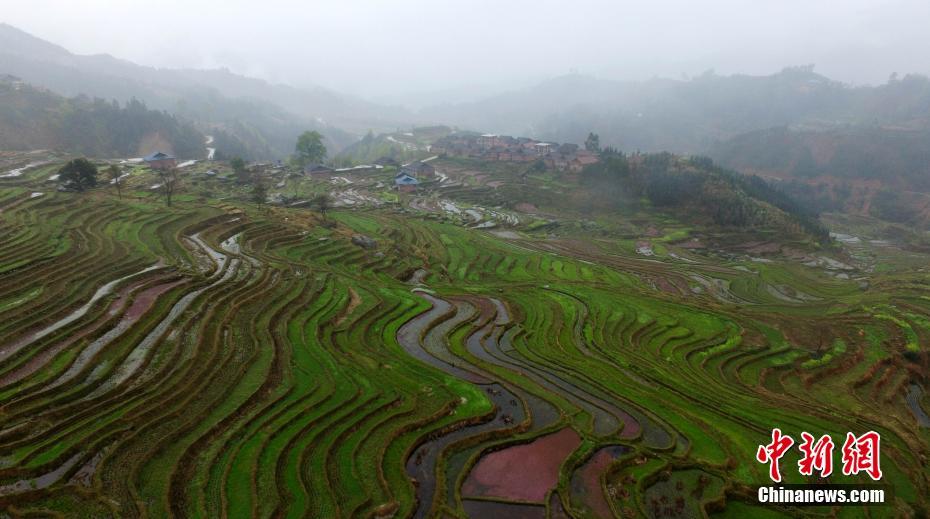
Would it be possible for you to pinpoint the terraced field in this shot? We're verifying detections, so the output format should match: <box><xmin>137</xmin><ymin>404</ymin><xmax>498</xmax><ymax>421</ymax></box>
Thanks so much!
<box><xmin>0</xmin><ymin>156</ymin><xmax>929</xmax><ymax>517</ymax></box>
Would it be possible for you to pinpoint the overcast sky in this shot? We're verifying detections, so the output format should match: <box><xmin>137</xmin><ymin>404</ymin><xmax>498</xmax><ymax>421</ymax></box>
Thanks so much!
<box><xmin>3</xmin><ymin>0</ymin><xmax>929</xmax><ymax>100</ymax></box>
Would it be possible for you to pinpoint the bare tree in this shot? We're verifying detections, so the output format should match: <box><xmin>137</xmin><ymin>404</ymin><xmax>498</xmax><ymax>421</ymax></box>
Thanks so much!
<box><xmin>157</xmin><ymin>168</ymin><xmax>180</xmax><ymax>206</ymax></box>
<box><xmin>108</xmin><ymin>164</ymin><xmax>123</xmax><ymax>199</ymax></box>
<box><xmin>230</xmin><ymin>157</ymin><xmax>251</xmax><ymax>184</ymax></box>
<box><xmin>251</xmin><ymin>180</ymin><xmax>268</xmax><ymax>211</ymax></box>
<box><xmin>311</xmin><ymin>193</ymin><xmax>332</xmax><ymax>220</ymax></box>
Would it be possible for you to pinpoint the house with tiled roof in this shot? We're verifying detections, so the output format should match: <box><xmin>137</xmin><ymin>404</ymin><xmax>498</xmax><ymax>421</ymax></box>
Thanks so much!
<box><xmin>143</xmin><ymin>151</ymin><xmax>176</xmax><ymax>171</ymax></box>
<box><xmin>394</xmin><ymin>173</ymin><xmax>420</xmax><ymax>192</ymax></box>
<box><xmin>400</xmin><ymin>161</ymin><xmax>435</xmax><ymax>179</ymax></box>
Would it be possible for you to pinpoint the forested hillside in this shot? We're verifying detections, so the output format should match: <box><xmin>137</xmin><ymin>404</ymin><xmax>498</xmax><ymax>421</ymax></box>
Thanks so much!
<box><xmin>581</xmin><ymin>151</ymin><xmax>829</xmax><ymax>240</ymax></box>
<box><xmin>711</xmin><ymin>126</ymin><xmax>930</xmax><ymax>189</ymax></box>
<box><xmin>0</xmin><ymin>79</ymin><xmax>204</xmax><ymax>158</ymax></box>
<box><xmin>709</xmin><ymin>121</ymin><xmax>930</xmax><ymax>225</ymax></box>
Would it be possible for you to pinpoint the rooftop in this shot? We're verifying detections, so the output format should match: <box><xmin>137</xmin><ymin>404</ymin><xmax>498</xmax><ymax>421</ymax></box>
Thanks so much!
<box><xmin>143</xmin><ymin>151</ymin><xmax>175</xmax><ymax>161</ymax></box>
<box><xmin>394</xmin><ymin>174</ymin><xmax>419</xmax><ymax>185</ymax></box>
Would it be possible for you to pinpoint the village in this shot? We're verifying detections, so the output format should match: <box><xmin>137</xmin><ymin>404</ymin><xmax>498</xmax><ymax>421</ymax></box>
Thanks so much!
<box><xmin>301</xmin><ymin>158</ymin><xmax>436</xmax><ymax>193</ymax></box>
<box><xmin>47</xmin><ymin>129</ymin><xmax>537</xmax><ymax>233</ymax></box>
<box><xmin>431</xmin><ymin>132</ymin><xmax>600</xmax><ymax>173</ymax></box>
<box><xmin>131</xmin><ymin>127</ymin><xmax>600</xmax><ymax>200</ymax></box>
<box><xmin>293</xmin><ymin>129</ymin><xmax>603</xmax><ymax>194</ymax></box>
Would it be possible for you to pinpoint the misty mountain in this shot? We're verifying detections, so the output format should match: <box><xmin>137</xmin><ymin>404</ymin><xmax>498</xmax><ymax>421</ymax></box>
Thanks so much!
<box><xmin>709</xmin><ymin>124</ymin><xmax>930</xmax><ymax>225</ymax></box>
<box><xmin>422</xmin><ymin>67</ymin><xmax>930</xmax><ymax>154</ymax></box>
<box><xmin>6</xmin><ymin>20</ymin><xmax>930</xmax><ymax>176</ymax></box>
<box><xmin>0</xmin><ymin>77</ymin><xmax>204</xmax><ymax>158</ymax></box>
<box><xmin>0</xmin><ymin>23</ymin><xmax>413</xmax><ymax>159</ymax></box>
<box><xmin>711</xmin><ymin>125</ymin><xmax>930</xmax><ymax>187</ymax></box>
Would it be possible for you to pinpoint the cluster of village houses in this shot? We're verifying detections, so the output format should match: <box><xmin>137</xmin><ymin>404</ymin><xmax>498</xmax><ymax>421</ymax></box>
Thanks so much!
<box><xmin>139</xmin><ymin>131</ymin><xmax>597</xmax><ymax>194</ymax></box>
<box><xmin>304</xmin><ymin>158</ymin><xmax>435</xmax><ymax>192</ymax></box>
<box><xmin>430</xmin><ymin>133</ymin><xmax>600</xmax><ymax>173</ymax></box>
<box><xmin>140</xmin><ymin>149</ymin><xmax>434</xmax><ymax>192</ymax></box>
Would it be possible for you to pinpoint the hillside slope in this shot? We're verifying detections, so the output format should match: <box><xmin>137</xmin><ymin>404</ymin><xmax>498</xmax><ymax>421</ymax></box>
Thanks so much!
<box><xmin>579</xmin><ymin>152</ymin><xmax>829</xmax><ymax>241</ymax></box>
<box><xmin>710</xmin><ymin>125</ymin><xmax>930</xmax><ymax>225</ymax></box>
<box><xmin>0</xmin><ymin>78</ymin><xmax>204</xmax><ymax>158</ymax></box>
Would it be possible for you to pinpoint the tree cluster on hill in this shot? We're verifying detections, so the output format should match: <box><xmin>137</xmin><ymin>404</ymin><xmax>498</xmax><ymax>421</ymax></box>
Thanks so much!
<box><xmin>58</xmin><ymin>157</ymin><xmax>98</xmax><ymax>191</ymax></box>
<box><xmin>582</xmin><ymin>149</ymin><xmax>829</xmax><ymax>241</ymax></box>
<box><xmin>869</xmin><ymin>190</ymin><xmax>922</xmax><ymax>224</ymax></box>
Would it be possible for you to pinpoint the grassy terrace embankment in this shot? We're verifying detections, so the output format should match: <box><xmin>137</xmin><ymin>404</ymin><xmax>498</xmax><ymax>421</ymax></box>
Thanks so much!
<box><xmin>0</xmin><ymin>155</ymin><xmax>928</xmax><ymax>518</ymax></box>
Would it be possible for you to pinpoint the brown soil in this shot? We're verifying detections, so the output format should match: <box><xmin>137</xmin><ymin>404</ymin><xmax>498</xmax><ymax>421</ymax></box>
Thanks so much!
<box><xmin>335</xmin><ymin>287</ymin><xmax>361</xmax><ymax>326</ymax></box>
<box><xmin>462</xmin><ymin>427</ymin><xmax>582</xmax><ymax>502</ymax></box>
<box><xmin>574</xmin><ymin>445</ymin><xmax>627</xmax><ymax>518</ymax></box>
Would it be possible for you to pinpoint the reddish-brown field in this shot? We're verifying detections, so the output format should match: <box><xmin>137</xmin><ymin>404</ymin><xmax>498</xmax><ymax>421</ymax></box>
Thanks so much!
<box><xmin>462</xmin><ymin>427</ymin><xmax>582</xmax><ymax>502</ymax></box>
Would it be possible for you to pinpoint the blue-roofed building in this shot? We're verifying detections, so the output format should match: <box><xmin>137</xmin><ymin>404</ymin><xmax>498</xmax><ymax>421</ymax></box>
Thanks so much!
<box><xmin>394</xmin><ymin>173</ymin><xmax>420</xmax><ymax>192</ymax></box>
<box><xmin>142</xmin><ymin>151</ymin><xmax>176</xmax><ymax>170</ymax></box>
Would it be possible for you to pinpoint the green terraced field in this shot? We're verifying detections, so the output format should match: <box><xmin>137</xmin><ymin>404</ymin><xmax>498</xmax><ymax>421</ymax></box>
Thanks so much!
<box><xmin>0</xmin><ymin>154</ymin><xmax>928</xmax><ymax>518</ymax></box>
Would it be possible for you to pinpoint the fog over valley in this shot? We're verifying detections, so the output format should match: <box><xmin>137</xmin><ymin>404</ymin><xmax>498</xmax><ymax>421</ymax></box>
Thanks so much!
<box><xmin>4</xmin><ymin>0</ymin><xmax>930</xmax><ymax>98</ymax></box>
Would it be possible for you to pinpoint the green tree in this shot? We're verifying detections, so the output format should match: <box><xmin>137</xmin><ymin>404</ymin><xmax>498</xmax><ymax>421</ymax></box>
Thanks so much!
<box><xmin>295</xmin><ymin>131</ymin><xmax>327</xmax><ymax>168</ymax></box>
<box><xmin>585</xmin><ymin>132</ymin><xmax>601</xmax><ymax>153</ymax></box>
<box><xmin>58</xmin><ymin>158</ymin><xmax>98</xmax><ymax>192</ymax></box>
<box><xmin>107</xmin><ymin>164</ymin><xmax>123</xmax><ymax>199</ymax></box>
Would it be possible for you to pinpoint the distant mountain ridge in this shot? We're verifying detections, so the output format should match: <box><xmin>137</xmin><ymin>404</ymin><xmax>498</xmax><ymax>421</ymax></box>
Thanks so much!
<box><xmin>420</xmin><ymin>67</ymin><xmax>930</xmax><ymax>154</ymax></box>
<box><xmin>5</xmin><ymin>19</ymin><xmax>930</xmax><ymax>195</ymax></box>
<box><xmin>0</xmin><ymin>23</ymin><xmax>414</xmax><ymax>159</ymax></box>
